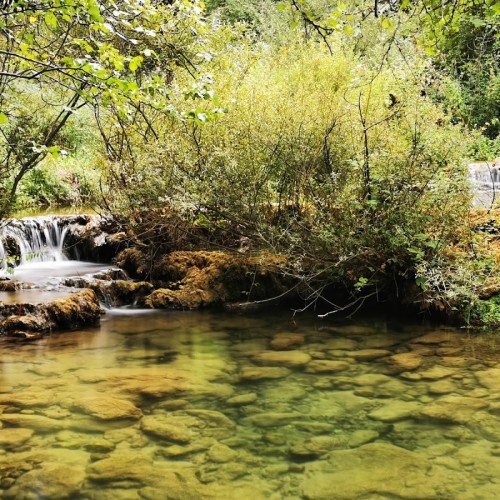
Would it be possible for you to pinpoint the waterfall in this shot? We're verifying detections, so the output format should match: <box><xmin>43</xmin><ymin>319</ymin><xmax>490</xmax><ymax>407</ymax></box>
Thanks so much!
<box><xmin>0</xmin><ymin>216</ymin><xmax>69</xmax><ymax>272</ymax></box>
<box><xmin>469</xmin><ymin>161</ymin><xmax>500</xmax><ymax>209</ymax></box>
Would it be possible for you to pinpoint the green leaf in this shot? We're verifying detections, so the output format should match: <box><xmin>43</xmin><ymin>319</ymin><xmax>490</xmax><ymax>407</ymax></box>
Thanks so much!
<box><xmin>129</xmin><ymin>56</ymin><xmax>144</xmax><ymax>72</ymax></box>
<box><xmin>415</xmin><ymin>276</ymin><xmax>428</xmax><ymax>290</ymax></box>
<box><xmin>47</xmin><ymin>146</ymin><xmax>61</xmax><ymax>158</ymax></box>
<box><xmin>45</xmin><ymin>11</ymin><xmax>58</xmax><ymax>30</ymax></box>
<box><xmin>0</xmin><ymin>113</ymin><xmax>8</xmax><ymax>125</ymax></box>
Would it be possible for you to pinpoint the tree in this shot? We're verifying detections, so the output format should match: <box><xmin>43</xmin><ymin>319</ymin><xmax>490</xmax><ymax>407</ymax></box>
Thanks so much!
<box><xmin>0</xmin><ymin>0</ymin><xmax>208</xmax><ymax>215</ymax></box>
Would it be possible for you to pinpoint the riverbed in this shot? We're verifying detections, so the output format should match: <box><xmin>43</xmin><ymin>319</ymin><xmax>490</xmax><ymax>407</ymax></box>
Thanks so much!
<box><xmin>1</xmin><ymin>309</ymin><xmax>499</xmax><ymax>498</ymax></box>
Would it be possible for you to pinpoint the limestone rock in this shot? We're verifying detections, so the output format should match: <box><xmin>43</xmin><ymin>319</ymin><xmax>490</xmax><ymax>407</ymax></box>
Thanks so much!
<box><xmin>73</xmin><ymin>396</ymin><xmax>142</xmax><ymax>420</ymax></box>
<box><xmin>141</xmin><ymin>416</ymin><xmax>193</xmax><ymax>443</ymax></box>
<box><xmin>420</xmin><ymin>396</ymin><xmax>489</xmax><ymax>424</ymax></box>
<box><xmin>226</xmin><ymin>393</ymin><xmax>258</xmax><ymax>406</ymax></box>
<box><xmin>5</xmin><ymin>463</ymin><xmax>85</xmax><ymax>500</ymax></box>
<box><xmin>306</xmin><ymin>360</ymin><xmax>350</xmax><ymax>373</ymax></box>
<box><xmin>87</xmin><ymin>452</ymin><xmax>153</xmax><ymax>482</ymax></box>
<box><xmin>207</xmin><ymin>443</ymin><xmax>238</xmax><ymax>463</ymax></box>
<box><xmin>252</xmin><ymin>350</ymin><xmax>311</xmax><ymax>367</ymax></box>
<box><xmin>476</xmin><ymin>368</ymin><xmax>500</xmax><ymax>390</ymax></box>
<box><xmin>346</xmin><ymin>349</ymin><xmax>391</xmax><ymax>361</ymax></box>
<box><xmin>300</xmin><ymin>443</ymin><xmax>436</xmax><ymax>499</ymax></box>
<box><xmin>386</xmin><ymin>352</ymin><xmax>423</xmax><ymax>372</ymax></box>
<box><xmin>184</xmin><ymin>409</ymin><xmax>235</xmax><ymax>428</ymax></box>
<box><xmin>239</xmin><ymin>366</ymin><xmax>290</xmax><ymax>381</ymax></box>
<box><xmin>369</xmin><ymin>401</ymin><xmax>421</xmax><ymax>422</ymax></box>
<box><xmin>244</xmin><ymin>412</ymin><xmax>303</xmax><ymax>428</ymax></box>
<box><xmin>0</xmin><ymin>428</ymin><xmax>33</xmax><ymax>448</ymax></box>
<box><xmin>290</xmin><ymin>436</ymin><xmax>349</xmax><ymax>459</ymax></box>
<box><xmin>348</xmin><ymin>429</ymin><xmax>379</xmax><ymax>447</ymax></box>
<box><xmin>412</xmin><ymin>331</ymin><xmax>459</xmax><ymax>344</ymax></box>
<box><xmin>270</xmin><ymin>334</ymin><xmax>304</xmax><ymax>350</ymax></box>
<box><xmin>0</xmin><ymin>413</ymin><xmax>66</xmax><ymax>431</ymax></box>
<box><xmin>419</xmin><ymin>366</ymin><xmax>456</xmax><ymax>380</ymax></box>
<box><xmin>323</xmin><ymin>338</ymin><xmax>358</xmax><ymax>350</ymax></box>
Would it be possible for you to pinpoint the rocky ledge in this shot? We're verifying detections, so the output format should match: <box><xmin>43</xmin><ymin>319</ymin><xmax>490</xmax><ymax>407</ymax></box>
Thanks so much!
<box><xmin>0</xmin><ymin>289</ymin><xmax>102</xmax><ymax>339</ymax></box>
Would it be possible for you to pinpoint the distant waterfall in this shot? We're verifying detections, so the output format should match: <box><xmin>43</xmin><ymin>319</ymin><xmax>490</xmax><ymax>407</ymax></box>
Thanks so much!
<box><xmin>0</xmin><ymin>216</ymin><xmax>69</xmax><ymax>271</ymax></box>
<box><xmin>469</xmin><ymin>161</ymin><xmax>500</xmax><ymax>209</ymax></box>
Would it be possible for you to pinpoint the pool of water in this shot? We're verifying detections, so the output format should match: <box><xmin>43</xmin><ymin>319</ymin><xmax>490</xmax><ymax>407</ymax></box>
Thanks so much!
<box><xmin>1</xmin><ymin>310</ymin><xmax>499</xmax><ymax>499</ymax></box>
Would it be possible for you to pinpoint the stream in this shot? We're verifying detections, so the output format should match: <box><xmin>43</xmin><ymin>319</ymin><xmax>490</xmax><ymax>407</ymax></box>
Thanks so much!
<box><xmin>1</xmin><ymin>311</ymin><xmax>500</xmax><ymax>498</ymax></box>
<box><xmin>0</xmin><ymin>215</ymin><xmax>500</xmax><ymax>498</ymax></box>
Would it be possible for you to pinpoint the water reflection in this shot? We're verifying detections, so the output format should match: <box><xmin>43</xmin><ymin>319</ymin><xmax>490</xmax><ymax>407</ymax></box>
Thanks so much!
<box><xmin>1</xmin><ymin>310</ymin><xmax>500</xmax><ymax>499</ymax></box>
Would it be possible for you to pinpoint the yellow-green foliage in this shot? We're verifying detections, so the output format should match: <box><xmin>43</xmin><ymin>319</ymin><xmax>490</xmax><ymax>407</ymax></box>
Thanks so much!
<box><xmin>108</xmin><ymin>32</ymin><xmax>471</xmax><ymax>299</ymax></box>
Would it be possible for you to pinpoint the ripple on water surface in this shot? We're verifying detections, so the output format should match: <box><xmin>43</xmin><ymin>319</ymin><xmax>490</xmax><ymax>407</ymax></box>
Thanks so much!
<box><xmin>0</xmin><ymin>310</ymin><xmax>500</xmax><ymax>499</ymax></box>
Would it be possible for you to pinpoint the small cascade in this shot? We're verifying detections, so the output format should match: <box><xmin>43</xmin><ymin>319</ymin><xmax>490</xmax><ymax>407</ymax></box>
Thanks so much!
<box><xmin>0</xmin><ymin>216</ymin><xmax>69</xmax><ymax>271</ymax></box>
<box><xmin>469</xmin><ymin>161</ymin><xmax>500</xmax><ymax>208</ymax></box>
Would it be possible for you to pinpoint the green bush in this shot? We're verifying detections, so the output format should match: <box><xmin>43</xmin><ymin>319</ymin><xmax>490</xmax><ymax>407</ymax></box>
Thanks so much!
<box><xmin>105</xmin><ymin>34</ymin><xmax>471</xmax><ymax>310</ymax></box>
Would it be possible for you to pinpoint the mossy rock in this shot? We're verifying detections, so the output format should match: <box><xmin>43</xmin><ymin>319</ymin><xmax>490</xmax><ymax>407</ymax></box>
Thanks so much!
<box><xmin>0</xmin><ymin>289</ymin><xmax>102</xmax><ymax>338</ymax></box>
<box><xmin>45</xmin><ymin>289</ymin><xmax>102</xmax><ymax>330</ymax></box>
<box><xmin>144</xmin><ymin>250</ymin><xmax>293</xmax><ymax>310</ymax></box>
<box><xmin>470</xmin><ymin>294</ymin><xmax>500</xmax><ymax>327</ymax></box>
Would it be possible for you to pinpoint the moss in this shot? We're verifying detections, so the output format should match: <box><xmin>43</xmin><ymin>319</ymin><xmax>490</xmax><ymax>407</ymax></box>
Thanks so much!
<box><xmin>144</xmin><ymin>250</ymin><xmax>293</xmax><ymax>310</ymax></box>
<box><xmin>115</xmin><ymin>248</ymin><xmax>149</xmax><ymax>279</ymax></box>
<box><xmin>45</xmin><ymin>289</ymin><xmax>102</xmax><ymax>329</ymax></box>
<box><xmin>470</xmin><ymin>294</ymin><xmax>500</xmax><ymax>328</ymax></box>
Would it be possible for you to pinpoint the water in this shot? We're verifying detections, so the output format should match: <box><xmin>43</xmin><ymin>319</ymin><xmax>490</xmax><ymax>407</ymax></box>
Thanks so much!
<box><xmin>0</xmin><ymin>215</ymin><xmax>116</xmax><ymax>288</ymax></box>
<box><xmin>469</xmin><ymin>162</ymin><xmax>500</xmax><ymax>209</ymax></box>
<box><xmin>1</xmin><ymin>310</ymin><xmax>499</xmax><ymax>499</ymax></box>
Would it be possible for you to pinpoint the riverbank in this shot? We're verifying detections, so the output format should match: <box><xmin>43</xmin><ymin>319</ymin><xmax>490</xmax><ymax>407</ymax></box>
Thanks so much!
<box><xmin>0</xmin><ymin>208</ymin><xmax>499</xmax><ymax>339</ymax></box>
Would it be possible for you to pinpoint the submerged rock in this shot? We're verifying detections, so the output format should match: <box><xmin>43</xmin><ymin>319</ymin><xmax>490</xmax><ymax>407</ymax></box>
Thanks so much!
<box><xmin>270</xmin><ymin>333</ymin><xmax>305</xmax><ymax>350</ymax></box>
<box><xmin>386</xmin><ymin>352</ymin><xmax>423</xmax><ymax>372</ymax></box>
<box><xmin>300</xmin><ymin>443</ymin><xmax>438</xmax><ymax>499</ymax></box>
<box><xmin>72</xmin><ymin>396</ymin><xmax>142</xmax><ymax>421</ymax></box>
<box><xmin>252</xmin><ymin>350</ymin><xmax>311</xmax><ymax>368</ymax></box>
<box><xmin>4</xmin><ymin>463</ymin><xmax>86</xmax><ymax>499</ymax></box>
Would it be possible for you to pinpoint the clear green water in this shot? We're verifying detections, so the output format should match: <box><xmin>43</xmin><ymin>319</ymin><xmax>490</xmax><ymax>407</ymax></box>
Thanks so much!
<box><xmin>1</xmin><ymin>310</ymin><xmax>500</xmax><ymax>499</ymax></box>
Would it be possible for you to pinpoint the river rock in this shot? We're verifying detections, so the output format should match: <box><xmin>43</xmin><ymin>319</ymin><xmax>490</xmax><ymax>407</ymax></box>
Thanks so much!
<box><xmin>251</xmin><ymin>350</ymin><xmax>311</xmax><ymax>367</ymax></box>
<box><xmin>141</xmin><ymin>415</ymin><xmax>193</xmax><ymax>443</ymax></box>
<box><xmin>184</xmin><ymin>409</ymin><xmax>235</xmax><ymax>428</ymax></box>
<box><xmin>0</xmin><ymin>413</ymin><xmax>66</xmax><ymax>431</ymax></box>
<box><xmin>475</xmin><ymin>368</ymin><xmax>500</xmax><ymax>390</ymax></box>
<box><xmin>369</xmin><ymin>401</ymin><xmax>421</xmax><ymax>422</ymax></box>
<box><xmin>270</xmin><ymin>334</ymin><xmax>305</xmax><ymax>350</ymax></box>
<box><xmin>0</xmin><ymin>428</ymin><xmax>33</xmax><ymax>448</ymax></box>
<box><xmin>300</xmin><ymin>443</ymin><xmax>437</xmax><ymax>499</ymax></box>
<box><xmin>306</xmin><ymin>360</ymin><xmax>350</xmax><ymax>373</ymax></box>
<box><xmin>44</xmin><ymin>289</ymin><xmax>102</xmax><ymax>331</ymax></box>
<box><xmin>0</xmin><ymin>390</ymin><xmax>55</xmax><ymax>407</ymax></box>
<box><xmin>427</xmin><ymin>379</ymin><xmax>457</xmax><ymax>395</ymax></box>
<box><xmin>348</xmin><ymin>429</ymin><xmax>379</xmax><ymax>447</ymax></box>
<box><xmin>420</xmin><ymin>396</ymin><xmax>489</xmax><ymax>424</ymax></box>
<box><xmin>419</xmin><ymin>366</ymin><xmax>456</xmax><ymax>380</ymax></box>
<box><xmin>412</xmin><ymin>331</ymin><xmax>458</xmax><ymax>344</ymax></box>
<box><xmin>87</xmin><ymin>451</ymin><xmax>154</xmax><ymax>482</ymax></box>
<box><xmin>386</xmin><ymin>352</ymin><xmax>423</xmax><ymax>372</ymax></box>
<box><xmin>4</xmin><ymin>463</ymin><xmax>85</xmax><ymax>499</ymax></box>
<box><xmin>323</xmin><ymin>338</ymin><xmax>358</xmax><ymax>350</ymax></box>
<box><xmin>469</xmin><ymin>412</ymin><xmax>500</xmax><ymax>441</ymax></box>
<box><xmin>239</xmin><ymin>366</ymin><xmax>290</xmax><ymax>381</ymax></box>
<box><xmin>226</xmin><ymin>393</ymin><xmax>258</xmax><ymax>405</ymax></box>
<box><xmin>346</xmin><ymin>349</ymin><xmax>391</xmax><ymax>361</ymax></box>
<box><xmin>162</xmin><ymin>438</ymin><xmax>215</xmax><ymax>457</ymax></box>
<box><xmin>207</xmin><ymin>443</ymin><xmax>238</xmax><ymax>463</ymax></box>
<box><xmin>290</xmin><ymin>435</ymin><xmax>349</xmax><ymax>459</ymax></box>
<box><xmin>351</xmin><ymin>374</ymin><xmax>407</xmax><ymax>398</ymax></box>
<box><xmin>72</xmin><ymin>396</ymin><xmax>142</xmax><ymax>420</ymax></box>
<box><xmin>244</xmin><ymin>412</ymin><xmax>303</xmax><ymax>428</ymax></box>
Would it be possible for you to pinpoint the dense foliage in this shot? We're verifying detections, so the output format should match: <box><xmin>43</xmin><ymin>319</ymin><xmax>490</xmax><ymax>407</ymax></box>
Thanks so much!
<box><xmin>1</xmin><ymin>0</ymin><xmax>499</xmax><ymax>322</ymax></box>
